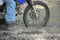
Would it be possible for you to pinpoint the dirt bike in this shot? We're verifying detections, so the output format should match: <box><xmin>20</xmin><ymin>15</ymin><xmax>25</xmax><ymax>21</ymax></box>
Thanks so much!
<box><xmin>0</xmin><ymin>0</ymin><xmax>50</xmax><ymax>27</ymax></box>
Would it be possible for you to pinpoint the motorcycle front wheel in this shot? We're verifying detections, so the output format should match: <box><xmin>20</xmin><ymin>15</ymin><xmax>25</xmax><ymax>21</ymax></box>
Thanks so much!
<box><xmin>23</xmin><ymin>1</ymin><xmax>50</xmax><ymax>27</ymax></box>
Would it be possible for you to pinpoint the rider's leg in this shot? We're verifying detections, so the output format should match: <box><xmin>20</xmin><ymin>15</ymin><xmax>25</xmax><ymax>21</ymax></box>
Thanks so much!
<box><xmin>3</xmin><ymin>0</ymin><xmax>17</xmax><ymax>30</ymax></box>
<box><xmin>3</xmin><ymin>0</ymin><xmax>16</xmax><ymax>22</ymax></box>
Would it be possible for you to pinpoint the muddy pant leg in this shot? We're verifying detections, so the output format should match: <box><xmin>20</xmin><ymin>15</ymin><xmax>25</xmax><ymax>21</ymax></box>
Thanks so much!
<box><xmin>3</xmin><ymin>0</ymin><xmax>16</xmax><ymax>23</ymax></box>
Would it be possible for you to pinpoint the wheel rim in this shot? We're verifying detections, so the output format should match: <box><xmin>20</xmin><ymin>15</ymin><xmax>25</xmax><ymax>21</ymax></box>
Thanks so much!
<box><xmin>27</xmin><ymin>5</ymin><xmax>46</xmax><ymax>27</ymax></box>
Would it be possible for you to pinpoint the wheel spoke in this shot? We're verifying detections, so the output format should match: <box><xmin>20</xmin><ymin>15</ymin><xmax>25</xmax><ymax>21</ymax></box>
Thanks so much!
<box><xmin>23</xmin><ymin>1</ymin><xmax>50</xmax><ymax>27</ymax></box>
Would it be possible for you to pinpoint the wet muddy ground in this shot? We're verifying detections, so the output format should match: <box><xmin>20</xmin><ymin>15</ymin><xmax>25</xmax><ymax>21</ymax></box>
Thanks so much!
<box><xmin>0</xmin><ymin>0</ymin><xmax>60</xmax><ymax>40</ymax></box>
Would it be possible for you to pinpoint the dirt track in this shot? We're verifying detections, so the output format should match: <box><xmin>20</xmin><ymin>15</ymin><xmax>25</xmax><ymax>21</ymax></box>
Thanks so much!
<box><xmin>0</xmin><ymin>0</ymin><xmax>60</xmax><ymax>40</ymax></box>
<box><xmin>0</xmin><ymin>26</ymin><xmax>60</xmax><ymax>40</ymax></box>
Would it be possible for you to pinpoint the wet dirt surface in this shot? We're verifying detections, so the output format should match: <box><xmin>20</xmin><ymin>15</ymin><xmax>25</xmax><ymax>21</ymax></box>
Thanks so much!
<box><xmin>0</xmin><ymin>0</ymin><xmax>60</xmax><ymax>40</ymax></box>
